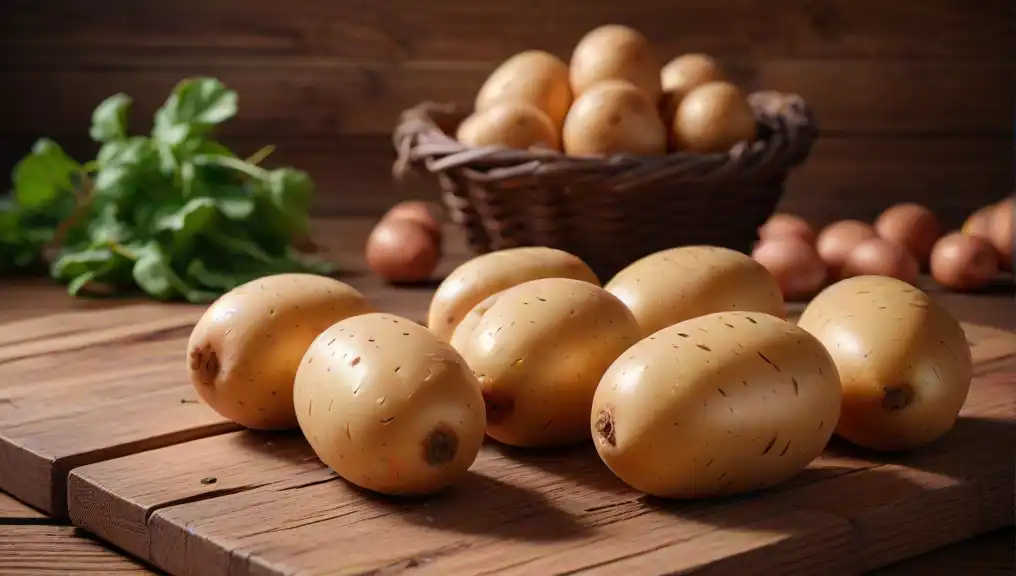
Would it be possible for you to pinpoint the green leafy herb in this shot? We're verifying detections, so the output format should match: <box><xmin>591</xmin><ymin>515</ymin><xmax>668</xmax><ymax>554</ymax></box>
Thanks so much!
<box><xmin>1</xmin><ymin>77</ymin><xmax>335</xmax><ymax>301</ymax></box>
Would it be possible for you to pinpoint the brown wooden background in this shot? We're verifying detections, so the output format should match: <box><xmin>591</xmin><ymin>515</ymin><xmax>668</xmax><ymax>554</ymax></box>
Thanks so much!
<box><xmin>1</xmin><ymin>1</ymin><xmax>1014</xmax><ymax>229</ymax></box>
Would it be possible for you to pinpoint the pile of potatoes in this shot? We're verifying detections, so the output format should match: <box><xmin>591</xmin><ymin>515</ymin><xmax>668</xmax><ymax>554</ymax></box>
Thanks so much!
<box><xmin>455</xmin><ymin>24</ymin><xmax>758</xmax><ymax>157</ymax></box>
<box><xmin>752</xmin><ymin>197</ymin><xmax>1014</xmax><ymax>301</ymax></box>
<box><xmin>186</xmin><ymin>236</ymin><xmax>975</xmax><ymax>500</ymax></box>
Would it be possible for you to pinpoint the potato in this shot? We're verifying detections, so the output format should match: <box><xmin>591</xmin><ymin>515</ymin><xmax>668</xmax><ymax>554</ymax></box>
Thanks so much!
<box><xmin>459</xmin><ymin>278</ymin><xmax>641</xmax><ymax>447</ymax></box>
<box><xmin>474</xmin><ymin>50</ymin><xmax>573</xmax><ymax>129</ymax></box>
<box><xmin>294</xmin><ymin>313</ymin><xmax>486</xmax><ymax>495</ymax></box>
<box><xmin>187</xmin><ymin>273</ymin><xmax>371</xmax><ymax>430</ymax></box>
<box><xmin>427</xmin><ymin>247</ymin><xmax>600</xmax><ymax>341</ymax></box>
<box><xmin>604</xmin><ymin>245</ymin><xmax>785</xmax><ymax>337</ymax></box>
<box><xmin>449</xmin><ymin>292</ymin><xmax>502</xmax><ymax>355</ymax></box>
<box><xmin>592</xmin><ymin>311</ymin><xmax>841</xmax><ymax>498</ymax></box>
<box><xmin>797</xmin><ymin>275</ymin><xmax>973</xmax><ymax>451</ymax></box>
<box><xmin>456</xmin><ymin>102</ymin><xmax>560</xmax><ymax>151</ymax></box>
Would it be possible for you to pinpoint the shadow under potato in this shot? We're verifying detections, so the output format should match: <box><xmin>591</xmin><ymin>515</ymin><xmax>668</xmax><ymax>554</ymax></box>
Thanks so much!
<box><xmin>223</xmin><ymin>415</ymin><xmax>1011</xmax><ymax>543</ymax></box>
<box><xmin>232</xmin><ymin>428</ymin><xmax>322</xmax><ymax>468</ymax></box>
<box><xmin>488</xmin><ymin>441</ymin><xmax>633</xmax><ymax>494</ymax></box>
<box><xmin>354</xmin><ymin>469</ymin><xmax>588</xmax><ymax>542</ymax></box>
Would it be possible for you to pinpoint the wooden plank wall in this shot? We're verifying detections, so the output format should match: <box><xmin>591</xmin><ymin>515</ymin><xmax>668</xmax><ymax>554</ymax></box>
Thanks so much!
<box><xmin>1</xmin><ymin>1</ymin><xmax>1013</xmax><ymax>229</ymax></box>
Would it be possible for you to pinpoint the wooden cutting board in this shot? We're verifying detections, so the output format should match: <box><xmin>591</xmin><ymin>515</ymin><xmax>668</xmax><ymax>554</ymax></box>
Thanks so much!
<box><xmin>0</xmin><ymin>298</ymin><xmax>1013</xmax><ymax>575</ymax></box>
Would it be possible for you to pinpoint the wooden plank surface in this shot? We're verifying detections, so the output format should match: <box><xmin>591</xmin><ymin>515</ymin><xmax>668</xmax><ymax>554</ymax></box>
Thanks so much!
<box><xmin>871</xmin><ymin>527</ymin><xmax>1015</xmax><ymax>576</ymax></box>
<box><xmin>0</xmin><ymin>525</ymin><xmax>157</xmax><ymax>575</ymax></box>
<box><xmin>2</xmin><ymin>0</ymin><xmax>1012</xmax><ymax>63</ymax></box>
<box><xmin>1</xmin><ymin>59</ymin><xmax>1012</xmax><ymax>138</ymax></box>
<box><xmin>0</xmin><ymin>222</ymin><xmax>452</xmax><ymax>518</ymax></box>
<box><xmin>1</xmin><ymin>217</ymin><xmax>1014</xmax><ymax>574</ymax></box>
<box><xmin>0</xmin><ymin>492</ymin><xmax>47</xmax><ymax>523</ymax></box>
<box><xmin>65</xmin><ymin>358</ymin><xmax>1015</xmax><ymax>575</ymax></box>
<box><xmin>0</xmin><ymin>305</ymin><xmax>239</xmax><ymax>517</ymax></box>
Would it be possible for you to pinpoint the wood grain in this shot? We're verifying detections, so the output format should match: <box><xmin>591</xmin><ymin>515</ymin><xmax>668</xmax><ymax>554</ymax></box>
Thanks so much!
<box><xmin>780</xmin><ymin>137</ymin><xmax>1015</xmax><ymax>229</ymax></box>
<box><xmin>66</xmin><ymin>364</ymin><xmax>1014</xmax><ymax>575</ymax></box>
<box><xmin>1</xmin><ymin>59</ymin><xmax>1011</xmax><ymax>138</ymax></box>
<box><xmin>0</xmin><ymin>216</ymin><xmax>1013</xmax><ymax>573</ymax></box>
<box><xmin>2</xmin><ymin>0</ymin><xmax>1012</xmax><ymax>62</ymax></box>
<box><xmin>0</xmin><ymin>492</ymin><xmax>47</xmax><ymax>523</ymax></box>
<box><xmin>0</xmin><ymin>306</ymin><xmax>239</xmax><ymax>517</ymax></box>
<box><xmin>872</xmin><ymin>527</ymin><xmax>1015</xmax><ymax>576</ymax></box>
<box><xmin>0</xmin><ymin>525</ymin><xmax>156</xmax><ymax>575</ymax></box>
<box><xmin>1</xmin><ymin>135</ymin><xmax>1010</xmax><ymax>231</ymax></box>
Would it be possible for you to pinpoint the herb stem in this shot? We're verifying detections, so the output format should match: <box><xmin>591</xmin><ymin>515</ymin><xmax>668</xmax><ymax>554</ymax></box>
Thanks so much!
<box><xmin>109</xmin><ymin>241</ymin><xmax>138</xmax><ymax>261</ymax></box>
<box><xmin>245</xmin><ymin>145</ymin><xmax>275</xmax><ymax>166</ymax></box>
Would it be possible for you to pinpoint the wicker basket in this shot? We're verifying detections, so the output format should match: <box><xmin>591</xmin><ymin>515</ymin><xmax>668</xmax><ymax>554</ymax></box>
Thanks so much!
<box><xmin>392</xmin><ymin>90</ymin><xmax>817</xmax><ymax>280</ymax></box>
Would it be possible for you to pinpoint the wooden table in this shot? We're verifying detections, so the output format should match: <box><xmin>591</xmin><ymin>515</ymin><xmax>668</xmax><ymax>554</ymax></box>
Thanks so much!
<box><xmin>0</xmin><ymin>218</ymin><xmax>1012</xmax><ymax>575</ymax></box>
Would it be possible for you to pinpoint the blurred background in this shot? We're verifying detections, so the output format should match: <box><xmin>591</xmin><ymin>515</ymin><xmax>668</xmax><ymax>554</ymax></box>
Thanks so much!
<box><xmin>1</xmin><ymin>1</ymin><xmax>1013</xmax><ymax>230</ymax></box>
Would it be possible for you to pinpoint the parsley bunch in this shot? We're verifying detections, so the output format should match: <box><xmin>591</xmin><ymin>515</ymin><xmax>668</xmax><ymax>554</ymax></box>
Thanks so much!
<box><xmin>0</xmin><ymin>77</ymin><xmax>334</xmax><ymax>302</ymax></box>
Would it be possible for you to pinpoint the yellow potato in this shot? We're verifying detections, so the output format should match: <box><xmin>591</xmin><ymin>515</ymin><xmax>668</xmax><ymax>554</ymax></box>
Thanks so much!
<box><xmin>459</xmin><ymin>278</ymin><xmax>640</xmax><ymax>447</ymax></box>
<box><xmin>592</xmin><ymin>311</ymin><xmax>841</xmax><ymax>498</ymax></box>
<box><xmin>604</xmin><ymin>245</ymin><xmax>785</xmax><ymax>337</ymax></box>
<box><xmin>294</xmin><ymin>313</ymin><xmax>486</xmax><ymax>495</ymax></box>
<box><xmin>569</xmin><ymin>24</ymin><xmax>661</xmax><ymax>100</ymax></box>
<box><xmin>797</xmin><ymin>275</ymin><xmax>973</xmax><ymax>451</ymax></box>
<box><xmin>449</xmin><ymin>292</ymin><xmax>503</xmax><ymax>355</ymax></box>
<box><xmin>186</xmin><ymin>273</ymin><xmax>371</xmax><ymax>430</ymax></box>
<box><xmin>427</xmin><ymin>247</ymin><xmax>600</xmax><ymax>341</ymax></box>
<box><xmin>474</xmin><ymin>50</ymin><xmax>573</xmax><ymax>129</ymax></box>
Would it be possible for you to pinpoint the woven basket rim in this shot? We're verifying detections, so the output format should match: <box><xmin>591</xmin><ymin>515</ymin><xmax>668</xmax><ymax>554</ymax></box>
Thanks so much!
<box><xmin>392</xmin><ymin>90</ymin><xmax>818</xmax><ymax>184</ymax></box>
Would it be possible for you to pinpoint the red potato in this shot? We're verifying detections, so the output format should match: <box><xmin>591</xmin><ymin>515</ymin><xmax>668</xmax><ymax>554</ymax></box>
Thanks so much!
<box><xmin>962</xmin><ymin>203</ymin><xmax>997</xmax><ymax>240</ymax></box>
<box><xmin>989</xmin><ymin>200</ymin><xmax>1013</xmax><ymax>271</ymax></box>
<box><xmin>816</xmin><ymin>220</ymin><xmax>878</xmax><ymax>277</ymax></box>
<box><xmin>382</xmin><ymin>201</ymin><xmax>443</xmax><ymax>243</ymax></box>
<box><xmin>757</xmin><ymin>213</ymin><xmax>816</xmax><ymax>245</ymax></box>
<box><xmin>751</xmin><ymin>236</ymin><xmax>827</xmax><ymax>300</ymax></box>
<box><xmin>366</xmin><ymin>219</ymin><xmax>440</xmax><ymax>284</ymax></box>
<box><xmin>930</xmin><ymin>232</ymin><xmax>999</xmax><ymax>291</ymax></box>
<box><xmin>874</xmin><ymin>203</ymin><xmax>941</xmax><ymax>266</ymax></box>
<box><xmin>840</xmin><ymin>237</ymin><xmax>919</xmax><ymax>286</ymax></box>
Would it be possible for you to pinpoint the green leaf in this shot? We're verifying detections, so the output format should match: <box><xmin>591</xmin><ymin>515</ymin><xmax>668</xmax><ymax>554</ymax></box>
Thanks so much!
<box><xmin>2</xmin><ymin>77</ymin><xmax>329</xmax><ymax>299</ymax></box>
<box><xmin>152</xmin><ymin>108</ymin><xmax>190</xmax><ymax>148</ymax></box>
<box><xmin>131</xmin><ymin>242</ymin><xmax>176</xmax><ymax>299</ymax></box>
<box><xmin>90</xmin><ymin>94</ymin><xmax>132</xmax><ymax>143</ymax></box>
<box><xmin>215</xmin><ymin>195</ymin><xmax>256</xmax><ymax>220</ymax></box>
<box><xmin>51</xmin><ymin>247</ymin><xmax>115</xmax><ymax>281</ymax></box>
<box><xmin>12</xmin><ymin>139</ymin><xmax>81</xmax><ymax>209</ymax></box>
<box><xmin>186</xmin><ymin>258</ymin><xmax>244</xmax><ymax>291</ymax></box>
<box><xmin>190</xmin><ymin>138</ymin><xmax>236</xmax><ymax>158</ymax></box>
<box><xmin>170</xmin><ymin>77</ymin><xmax>238</xmax><ymax>126</ymax></box>
<box><xmin>152</xmin><ymin>77</ymin><xmax>237</xmax><ymax>148</ymax></box>
<box><xmin>153</xmin><ymin>197</ymin><xmax>218</xmax><ymax>255</ymax></box>
<box><xmin>65</xmin><ymin>251</ymin><xmax>131</xmax><ymax>296</ymax></box>
<box><xmin>180</xmin><ymin>161</ymin><xmax>196</xmax><ymax>196</ymax></box>
<box><xmin>93</xmin><ymin>138</ymin><xmax>159</xmax><ymax>200</ymax></box>
<box><xmin>87</xmin><ymin>203</ymin><xmax>131</xmax><ymax>245</ymax></box>
<box><xmin>67</xmin><ymin>270</ymin><xmax>99</xmax><ymax>296</ymax></box>
<box><xmin>267</xmin><ymin>168</ymin><xmax>314</xmax><ymax>210</ymax></box>
<box><xmin>132</xmin><ymin>241</ymin><xmax>218</xmax><ymax>303</ymax></box>
<box><xmin>206</xmin><ymin>229</ymin><xmax>284</xmax><ymax>267</ymax></box>
<box><xmin>0</xmin><ymin>197</ymin><xmax>19</xmax><ymax>240</ymax></box>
